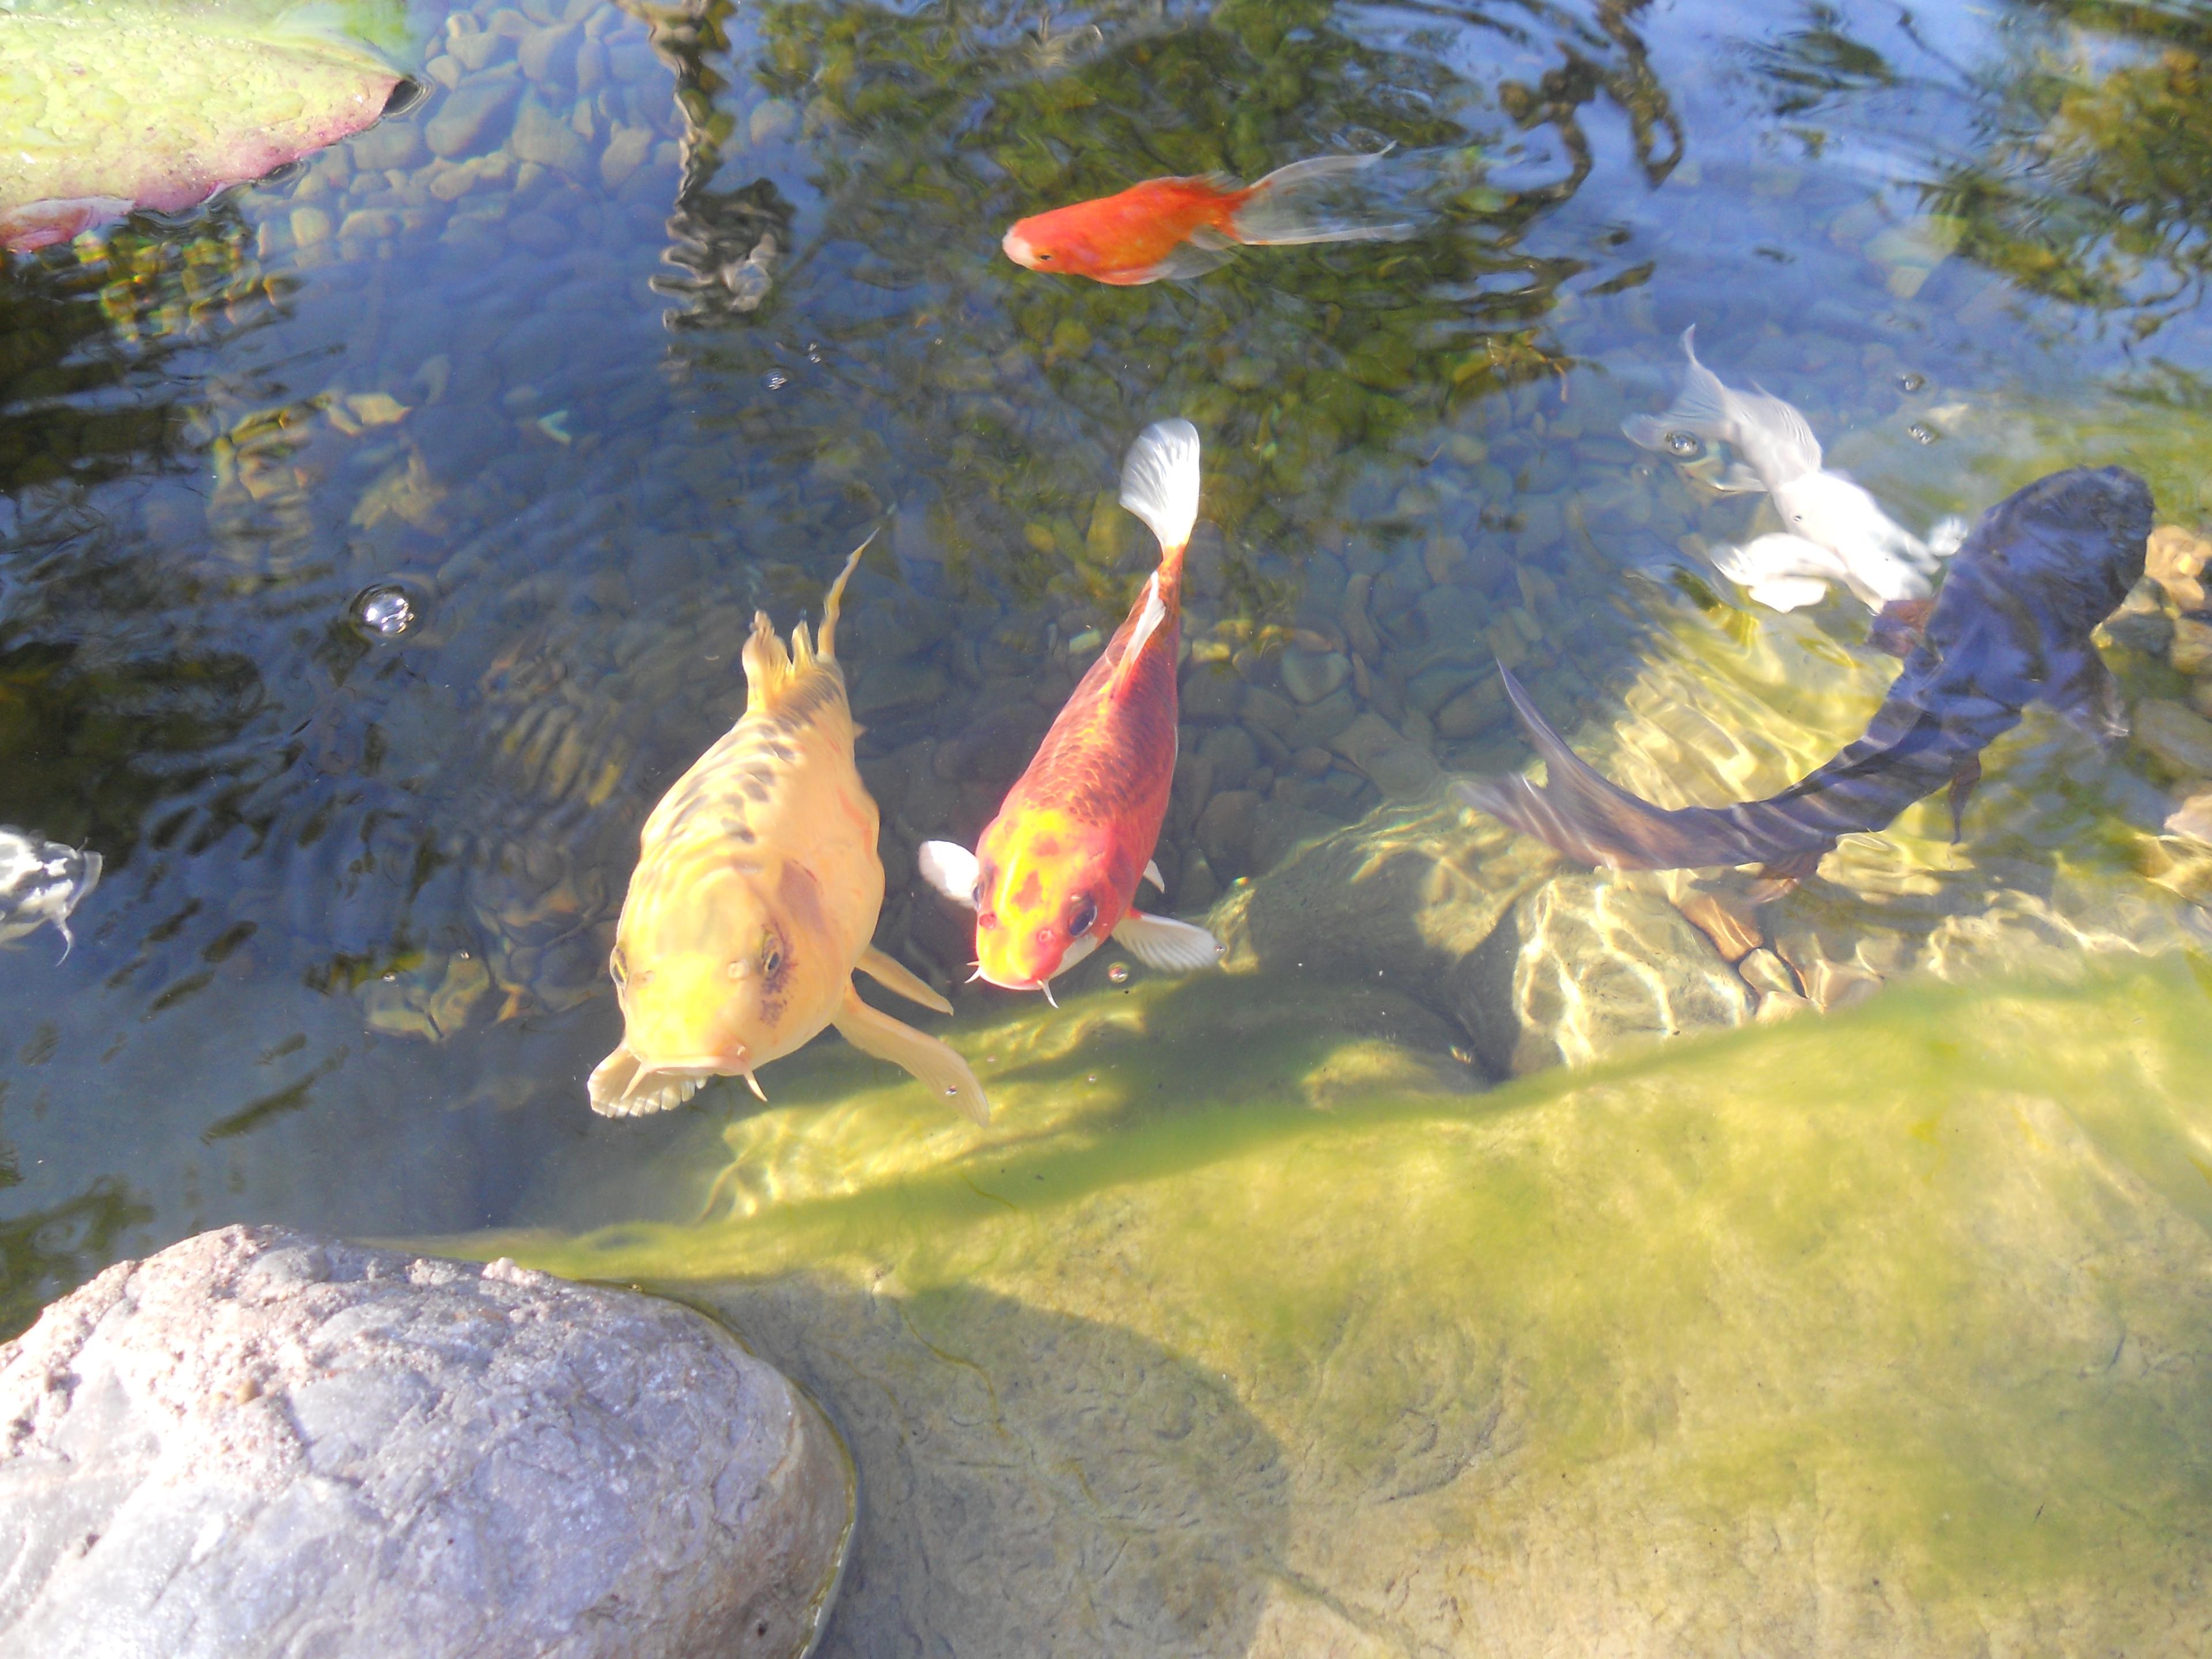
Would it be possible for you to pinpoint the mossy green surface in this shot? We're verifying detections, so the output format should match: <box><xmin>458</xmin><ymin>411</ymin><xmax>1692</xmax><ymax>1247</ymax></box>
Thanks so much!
<box><xmin>454</xmin><ymin>959</ymin><xmax>2212</xmax><ymax>1652</ymax></box>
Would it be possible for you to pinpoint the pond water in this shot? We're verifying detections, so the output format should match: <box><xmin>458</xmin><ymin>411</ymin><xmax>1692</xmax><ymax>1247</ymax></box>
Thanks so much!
<box><xmin>6</xmin><ymin>0</ymin><xmax>2212</xmax><ymax>1643</ymax></box>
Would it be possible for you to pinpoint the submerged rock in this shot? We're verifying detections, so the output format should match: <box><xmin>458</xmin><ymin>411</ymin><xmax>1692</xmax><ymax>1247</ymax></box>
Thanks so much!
<box><xmin>1459</xmin><ymin>870</ymin><xmax>1752</xmax><ymax>1076</ymax></box>
<box><xmin>0</xmin><ymin>1226</ymin><xmax>853</xmax><ymax>1659</ymax></box>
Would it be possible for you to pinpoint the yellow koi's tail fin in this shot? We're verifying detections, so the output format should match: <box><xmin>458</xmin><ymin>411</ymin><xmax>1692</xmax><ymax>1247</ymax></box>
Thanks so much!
<box><xmin>816</xmin><ymin>529</ymin><xmax>876</xmax><ymax>664</ymax></box>
<box><xmin>740</xmin><ymin>609</ymin><xmax>797</xmax><ymax>709</ymax></box>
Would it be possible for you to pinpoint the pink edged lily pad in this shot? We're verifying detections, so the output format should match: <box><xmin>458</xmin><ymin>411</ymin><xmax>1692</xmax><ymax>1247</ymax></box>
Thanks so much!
<box><xmin>1</xmin><ymin>1</ymin><xmax>411</xmax><ymax>252</ymax></box>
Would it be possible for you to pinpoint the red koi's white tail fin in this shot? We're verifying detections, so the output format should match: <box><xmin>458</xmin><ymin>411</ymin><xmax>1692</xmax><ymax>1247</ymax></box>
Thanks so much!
<box><xmin>1228</xmin><ymin>149</ymin><xmax>1414</xmax><ymax>247</ymax></box>
<box><xmin>1119</xmin><ymin>418</ymin><xmax>1202</xmax><ymax>564</ymax></box>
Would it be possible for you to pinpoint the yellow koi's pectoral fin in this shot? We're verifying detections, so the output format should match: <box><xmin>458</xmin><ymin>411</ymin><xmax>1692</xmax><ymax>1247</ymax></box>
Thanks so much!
<box><xmin>834</xmin><ymin>983</ymin><xmax>988</xmax><ymax>1125</ymax></box>
<box><xmin>856</xmin><ymin>944</ymin><xmax>953</xmax><ymax>1015</ymax></box>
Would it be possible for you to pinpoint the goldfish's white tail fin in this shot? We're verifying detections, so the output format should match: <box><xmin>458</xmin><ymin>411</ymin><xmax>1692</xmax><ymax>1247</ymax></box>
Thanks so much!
<box><xmin>1228</xmin><ymin>148</ymin><xmax>1414</xmax><ymax>247</ymax></box>
<box><xmin>816</xmin><ymin>529</ymin><xmax>875</xmax><ymax>662</ymax></box>
<box><xmin>1926</xmin><ymin>514</ymin><xmax>1969</xmax><ymax>560</ymax></box>
<box><xmin>1119</xmin><ymin>418</ymin><xmax>1202</xmax><ymax>562</ymax></box>
<box><xmin>1622</xmin><ymin>325</ymin><xmax>1823</xmax><ymax>488</ymax></box>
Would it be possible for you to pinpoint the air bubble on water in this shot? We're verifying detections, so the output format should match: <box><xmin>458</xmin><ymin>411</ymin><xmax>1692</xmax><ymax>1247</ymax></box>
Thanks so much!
<box><xmin>1086</xmin><ymin>1074</ymin><xmax>1097</xmax><ymax>1084</ymax></box>
<box><xmin>1908</xmin><ymin>422</ymin><xmax>1937</xmax><ymax>445</ymax></box>
<box><xmin>1897</xmin><ymin>372</ymin><xmax>1926</xmax><ymax>393</ymax></box>
<box><xmin>1664</xmin><ymin>430</ymin><xmax>1700</xmax><ymax>457</ymax></box>
<box><xmin>351</xmin><ymin>584</ymin><xmax>415</xmax><ymax>639</ymax></box>
<box><xmin>1107</xmin><ymin>961</ymin><xmax>1129</xmax><ymax>984</ymax></box>
<box><xmin>944</xmin><ymin>1086</ymin><xmax>957</xmax><ymax>1096</ymax></box>
<box><xmin>764</xmin><ymin>372</ymin><xmax>788</xmax><ymax>390</ymax></box>
<box><xmin>1450</xmin><ymin>1045</ymin><xmax>1473</xmax><ymax>1066</ymax></box>
<box><xmin>806</xmin><ymin>342</ymin><xmax>823</xmax><ymax>363</ymax></box>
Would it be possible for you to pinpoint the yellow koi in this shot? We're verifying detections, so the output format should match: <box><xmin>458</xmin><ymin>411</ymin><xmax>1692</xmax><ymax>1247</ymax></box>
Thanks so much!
<box><xmin>587</xmin><ymin>539</ymin><xmax>988</xmax><ymax>1123</ymax></box>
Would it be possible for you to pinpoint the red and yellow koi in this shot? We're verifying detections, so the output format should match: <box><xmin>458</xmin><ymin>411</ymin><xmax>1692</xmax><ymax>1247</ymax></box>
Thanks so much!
<box><xmin>921</xmin><ymin>421</ymin><xmax>1222</xmax><ymax>996</ymax></box>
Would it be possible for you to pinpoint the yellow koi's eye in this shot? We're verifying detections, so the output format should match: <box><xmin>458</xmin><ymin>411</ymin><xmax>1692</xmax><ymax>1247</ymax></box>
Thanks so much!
<box><xmin>760</xmin><ymin>937</ymin><xmax>783</xmax><ymax>977</ymax></box>
<box><xmin>1069</xmin><ymin>896</ymin><xmax>1098</xmax><ymax>937</ymax></box>
<box><xmin>610</xmin><ymin>946</ymin><xmax>628</xmax><ymax>986</ymax></box>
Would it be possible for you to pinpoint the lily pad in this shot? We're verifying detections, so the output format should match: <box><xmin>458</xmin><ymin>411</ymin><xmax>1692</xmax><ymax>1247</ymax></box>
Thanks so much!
<box><xmin>0</xmin><ymin>0</ymin><xmax>414</xmax><ymax>251</ymax></box>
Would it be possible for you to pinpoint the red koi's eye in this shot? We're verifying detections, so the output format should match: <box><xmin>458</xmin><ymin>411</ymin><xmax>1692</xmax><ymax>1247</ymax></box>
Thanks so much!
<box><xmin>1069</xmin><ymin>896</ymin><xmax>1098</xmax><ymax>937</ymax></box>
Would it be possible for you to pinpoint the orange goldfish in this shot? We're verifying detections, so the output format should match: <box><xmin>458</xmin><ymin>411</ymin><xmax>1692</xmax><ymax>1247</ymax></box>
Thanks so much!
<box><xmin>1001</xmin><ymin>150</ymin><xmax>1411</xmax><ymax>286</ymax></box>
<box><xmin>920</xmin><ymin>421</ymin><xmax>1222</xmax><ymax>997</ymax></box>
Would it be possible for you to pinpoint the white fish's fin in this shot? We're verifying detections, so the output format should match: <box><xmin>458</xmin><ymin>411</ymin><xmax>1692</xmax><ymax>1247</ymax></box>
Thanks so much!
<box><xmin>1926</xmin><ymin>514</ymin><xmax>1969</xmax><ymax>559</ymax></box>
<box><xmin>1713</xmin><ymin>532</ymin><xmax>1845</xmax><ymax>585</ymax></box>
<box><xmin>857</xmin><ymin>944</ymin><xmax>953</xmax><ymax>1014</ymax></box>
<box><xmin>1110</xmin><ymin>911</ymin><xmax>1222</xmax><ymax>974</ymax></box>
<box><xmin>1747</xmin><ymin>578</ymin><xmax>1832</xmax><ymax>611</ymax></box>
<box><xmin>1228</xmin><ymin>149</ymin><xmax>1414</xmax><ymax>247</ymax></box>
<box><xmin>1622</xmin><ymin>327</ymin><xmax>1823</xmax><ymax>488</ymax></box>
<box><xmin>1739</xmin><ymin>382</ymin><xmax>1824</xmax><ymax>482</ymax></box>
<box><xmin>1623</xmin><ymin>325</ymin><xmax>1739</xmax><ymax>454</ymax></box>
<box><xmin>1123</xmin><ymin>240</ymin><xmax>1240</xmax><ymax>284</ymax></box>
<box><xmin>1713</xmin><ymin>461</ymin><xmax>1767</xmax><ymax>494</ymax></box>
<box><xmin>834</xmin><ymin>983</ymin><xmax>990</xmax><ymax>1124</ymax></box>
<box><xmin>918</xmin><ymin>840</ymin><xmax>980</xmax><ymax>908</ymax></box>
<box><xmin>1119</xmin><ymin>418</ymin><xmax>1203</xmax><ymax>558</ymax></box>
<box><xmin>816</xmin><ymin>529</ymin><xmax>874</xmax><ymax>662</ymax></box>
<box><xmin>1143</xmin><ymin>859</ymin><xmax>1165</xmax><ymax>891</ymax></box>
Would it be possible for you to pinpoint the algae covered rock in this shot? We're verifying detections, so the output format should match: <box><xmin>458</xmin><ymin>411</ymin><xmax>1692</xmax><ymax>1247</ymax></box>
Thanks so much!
<box><xmin>1459</xmin><ymin>869</ymin><xmax>1752</xmax><ymax>1075</ymax></box>
<box><xmin>482</xmin><ymin>959</ymin><xmax>2212</xmax><ymax>1657</ymax></box>
<box><xmin>0</xmin><ymin>1225</ymin><xmax>853</xmax><ymax>1659</ymax></box>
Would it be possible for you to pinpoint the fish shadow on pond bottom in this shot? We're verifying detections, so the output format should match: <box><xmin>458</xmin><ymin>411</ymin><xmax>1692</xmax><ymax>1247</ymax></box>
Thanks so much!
<box><xmin>677</xmin><ymin>1277</ymin><xmax>1296</xmax><ymax>1659</ymax></box>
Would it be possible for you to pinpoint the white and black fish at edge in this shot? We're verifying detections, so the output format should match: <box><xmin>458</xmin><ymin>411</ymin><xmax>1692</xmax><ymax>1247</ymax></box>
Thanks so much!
<box><xmin>0</xmin><ymin>827</ymin><xmax>103</xmax><ymax>959</ymax></box>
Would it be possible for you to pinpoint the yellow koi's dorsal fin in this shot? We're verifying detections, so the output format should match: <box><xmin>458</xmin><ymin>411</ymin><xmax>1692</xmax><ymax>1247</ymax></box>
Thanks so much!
<box><xmin>740</xmin><ymin>609</ymin><xmax>797</xmax><ymax>709</ymax></box>
<box><xmin>817</xmin><ymin>530</ymin><xmax>874</xmax><ymax>664</ymax></box>
<box><xmin>790</xmin><ymin>620</ymin><xmax>816</xmax><ymax>674</ymax></box>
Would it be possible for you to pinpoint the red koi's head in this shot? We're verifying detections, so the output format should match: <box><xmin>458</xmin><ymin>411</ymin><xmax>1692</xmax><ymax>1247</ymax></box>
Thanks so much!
<box><xmin>968</xmin><ymin>808</ymin><xmax>1124</xmax><ymax>992</ymax></box>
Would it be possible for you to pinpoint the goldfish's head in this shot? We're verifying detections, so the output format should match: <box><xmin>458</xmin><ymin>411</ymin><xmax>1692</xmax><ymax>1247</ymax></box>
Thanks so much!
<box><xmin>587</xmin><ymin>859</ymin><xmax>841</xmax><ymax>1115</ymax></box>
<box><xmin>968</xmin><ymin>812</ymin><xmax>1120</xmax><ymax>993</ymax></box>
<box><xmin>1001</xmin><ymin>210</ymin><xmax>1086</xmax><ymax>276</ymax></box>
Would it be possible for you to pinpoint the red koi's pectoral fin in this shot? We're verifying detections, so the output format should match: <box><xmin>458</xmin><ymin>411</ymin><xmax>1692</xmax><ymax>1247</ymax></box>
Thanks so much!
<box><xmin>918</xmin><ymin>841</ymin><xmax>980</xmax><ymax>908</ymax></box>
<box><xmin>1110</xmin><ymin>910</ymin><xmax>1222</xmax><ymax>974</ymax></box>
<box><xmin>1142</xmin><ymin>859</ymin><xmax>1165</xmax><ymax>891</ymax></box>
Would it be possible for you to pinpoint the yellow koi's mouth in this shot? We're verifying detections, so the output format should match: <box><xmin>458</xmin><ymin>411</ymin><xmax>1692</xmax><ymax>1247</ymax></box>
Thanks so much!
<box><xmin>586</xmin><ymin>1046</ymin><xmax>763</xmax><ymax>1118</ymax></box>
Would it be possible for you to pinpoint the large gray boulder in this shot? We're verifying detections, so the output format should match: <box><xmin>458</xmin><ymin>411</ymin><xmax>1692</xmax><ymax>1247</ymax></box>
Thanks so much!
<box><xmin>0</xmin><ymin>1226</ymin><xmax>853</xmax><ymax>1659</ymax></box>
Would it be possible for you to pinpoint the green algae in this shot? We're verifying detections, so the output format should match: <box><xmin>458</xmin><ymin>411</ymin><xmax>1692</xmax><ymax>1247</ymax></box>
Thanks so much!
<box><xmin>454</xmin><ymin>957</ymin><xmax>2212</xmax><ymax>1650</ymax></box>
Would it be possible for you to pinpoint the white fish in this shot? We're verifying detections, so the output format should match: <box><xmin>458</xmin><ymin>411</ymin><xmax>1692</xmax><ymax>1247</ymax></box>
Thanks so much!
<box><xmin>1624</xmin><ymin>327</ymin><xmax>1966</xmax><ymax>613</ymax></box>
<box><xmin>0</xmin><ymin>828</ymin><xmax>103</xmax><ymax>959</ymax></box>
